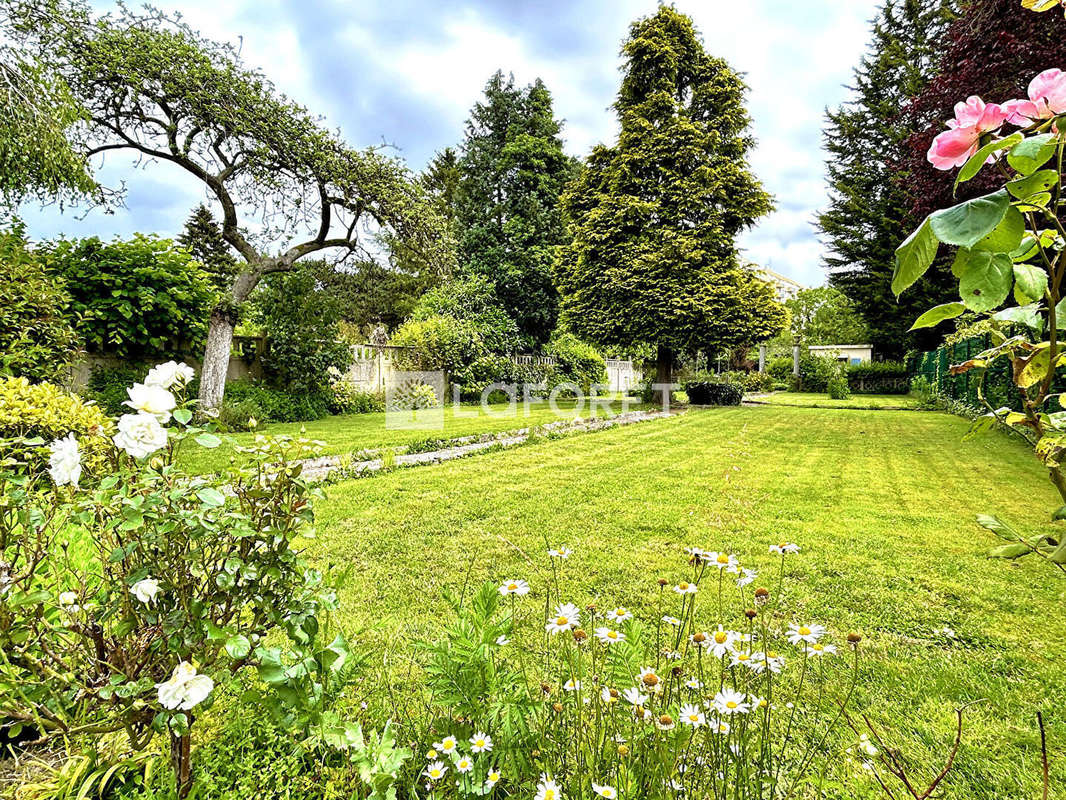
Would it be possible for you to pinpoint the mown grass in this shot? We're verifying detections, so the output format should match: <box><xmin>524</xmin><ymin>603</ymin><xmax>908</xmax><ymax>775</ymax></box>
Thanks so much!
<box><xmin>751</xmin><ymin>392</ymin><xmax>917</xmax><ymax>409</ymax></box>
<box><xmin>177</xmin><ymin>397</ymin><xmax>646</xmax><ymax>474</ymax></box>
<box><xmin>308</xmin><ymin>405</ymin><xmax>1064</xmax><ymax>799</ymax></box>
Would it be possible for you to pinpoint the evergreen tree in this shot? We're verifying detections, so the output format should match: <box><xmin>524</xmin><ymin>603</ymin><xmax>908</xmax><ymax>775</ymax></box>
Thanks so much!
<box><xmin>456</xmin><ymin>71</ymin><xmax>573</xmax><ymax>347</ymax></box>
<box><xmin>178</xmin><ymin>204</ymin><xmax>237</xmax><ymax>297</ymax></box>
<box><xmin>819</xmin><ymin>0</ymin><xmax>956</xmax><ymax>358</ymax></box>
<box><xmin>554</xmin><ymin>7</ymin><xmax>782</xmax><ymax>394</ymax></box>
<box><xmin>424</xmin><ymin>147</ymin><xmax>461</xmax><ymax>228</ymax></box>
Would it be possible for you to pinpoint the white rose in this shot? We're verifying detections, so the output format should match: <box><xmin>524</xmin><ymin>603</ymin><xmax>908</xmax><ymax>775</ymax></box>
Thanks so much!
<box><xmin>48</xmin><ymin>432</ymin><xmax>82</xmax><ymax>487</ymax></box>
<box><xmin>131</xmin><ymin>577</ymin><xmax>161</xmax><ymax>604</ymax></box>
<box><xmin>123</xmin><ymin>383</ymin><xmax>176</xmax><ymax>423</ymax></box>
<box><xmin>113</xmin><ymin>413</ymin><xmax>168</xmax><ymax>459</ymax></box>
<box><xmin>145</xmin><ymin>361</ymin><xmax>195</xmax><ymax>390</ymax></box>
<box><xmin>156</xmin><ymin>661</ymin><xmax>214</xmax><ymax>711</ymax></box>
<box><xmin>58</xmin><ymin>591</ymin><xmax>79</xmax><ymax>606</ymax></box>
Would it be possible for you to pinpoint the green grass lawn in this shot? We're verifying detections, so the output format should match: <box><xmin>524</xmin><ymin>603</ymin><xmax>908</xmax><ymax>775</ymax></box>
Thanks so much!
<box><xmin>750</xmin><ymin>392</ymin><xmax>918</xmax><ymax>409</ymax></box>
<box><xmin>309</xmin><ymin>405</ymin><xmax>1063</xmax><ymax>799</ymax></box>
<box><xmin>178</xmin><ymin>397</ymin><xmax>646</xmax><ymax>474</ymax></box>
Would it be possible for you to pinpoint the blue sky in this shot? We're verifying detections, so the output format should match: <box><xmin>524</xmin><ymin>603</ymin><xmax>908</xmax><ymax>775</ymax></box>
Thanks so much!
<box><xmin>19</xmin><ymin>0</ymin><xmax>882</xmax><ymax>288</ymax></box>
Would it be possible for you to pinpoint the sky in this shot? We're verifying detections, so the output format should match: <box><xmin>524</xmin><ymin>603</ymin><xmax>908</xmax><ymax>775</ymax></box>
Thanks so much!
<box><xmin>19</xmin><ymin>0</ymin><xmax>883</xmax><ymax>288</ymax></box>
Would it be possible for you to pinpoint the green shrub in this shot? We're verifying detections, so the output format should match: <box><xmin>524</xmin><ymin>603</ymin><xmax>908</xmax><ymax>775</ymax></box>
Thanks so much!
<box><xmin>722</xmin><ymin>370</ymin><xmax>773</xmax><ymax>394</ymax></box>
<box><xmin>224</xmin><ymin>380</ymin><xmax>329</xmax><ymax>423</ymax></box>
<box><xmin>682</xmin><ymin>376</ymin><xmax>743</xmax><ymax>405</ymax></box>
<box><xmin>410</xmin><ymin>274</ymin><xmax>521</xmax><ymax>354</ymax></box>
<box><xmin>545</xmin><ymin>332</ymin><xmax>607</xmax><ymax>393</ymax></box>
<box><xmin>827</xmin><ymin>374</ymin><xmax>851</xmax><ymax>400</ymax></box>
<box><xmin>218</xmin><ymin>397</ymin><xmax>263</xmax><ymax>431</ymax></box>
<box><xmin>0</xmin><ymin>376</ymin><xmax>113</xmax><ymax>478</ymax></box>
<box><xmin>0</xmin><ymin>222</ymin><xmax>79</xmax><ymax>382</ymax></box>
<box><xmin>794</xmin><ymin>354</ymin><xmax>840</xmax><ymax>392</ymax></box>
<box><xmin>910</xmin><ymin>375</ymin><xmax>939</xmax><ymax>410</ymax></box>
<box><xmin>390</xmin><ymin>314</ymin><xmax>486</xmax><ymax>376</ymax></box>
<box><xmin>772</xmin><ymin>382</ymin><xmax>788</xmax><ymax>392</ymax></box>
<box><xmin>767</xmin><ymin>356</ymin><xmax>793</xmax><ymax>382</ymax></box>
<box><xmin>41</xmin><ymin>234</ymin><xmax>214</xmax><ymax>358</ymax></box>
<box><xmin>328</xmin><ymin>381</ymin><xmax>385</xmax><ymax>415</ymax></box>
<box><xmin>252</xmin><ymin>267</ymin><xmax>352</xmax><ymax>397</ymax></box>
<box><xmin>846</xmin><ymin>360</ymin><xmax>910</xmax><ymax>394</ymax></box>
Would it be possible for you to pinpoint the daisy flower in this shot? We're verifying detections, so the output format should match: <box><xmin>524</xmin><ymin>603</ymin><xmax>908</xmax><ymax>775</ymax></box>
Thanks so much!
<box><xmin>470</xmin><ymin>732</ymin><xmax>493</xmax><ymax>753</ymax></box>
<box><xmin>736</xmin><ymin>567</ymin><xmax>757</xmax><ymax>588</ymax></box>
<box><xmin>499</xmin><ymin>579</ymin><xmax>530</xmax><ymax>596</ymax></box>
<box><xmin>808</xmin><ymin>642</ymin><xmax>837</xmax><ymax>657</ymax></box>
<box><xmin>545</xmin><ymin>603</ymin><xmax>581</xmax><ymax>634</ymax></box>
<box><xmin>706</xmin><ymin>551</ymin><xmax>738</xmax><ymax>571</ymax></box>
<box><xmin>600</xmin><ymin>686</ymin><xmax>619</xmax><ymax>704</ymax></box>
<box><xmin>622</xmin><ymin>687</ymin><xmax>648</xmax><ymax>706</ymax></box>
<box><xmin>655</xmin><ymin>714</ymin><xmax>676</xmax><ymax>731</ymax></box>
<box><xmin>495</xmin><ymin>635</ymin><xmax>510</xmax><ymax>646</ymax></box>
<box><xmin>563</xmin><ymin>679</ymin><xmax>582</xmax><ymax>692</ymax></box>
<box><xmin>712</xmin><ymin>688</ymin><xmax>750</xmax><ymax>715</ymax></box>
<box><xmin>535</xmin><ymin>775</ymin><xmax>562</xmax><ymax>800</ymax></box>
<box><xmin>684</xmin><ymin>546</ymin><xmax>708</xmax><ymax>560</ymax></box>
<box><xmin>708</xmin><ymin>625</ymin><xmax>736</xmax><ymax>658</ymax></box>
<box><xmin>424</xmin><ymin>761</ymin><xmax>448</xmax><ymax>781</ymax></box>
<box><xmin>679</xmin><ymin>704</ymin><xmax>705</xmax><ymax>727</ymax></box>
<box><xmin>661</xmin><ymin>615</ymin><xmax>681</xmax><ymax>626</ymax></box>
<box><xmin>769</xmin><ymin>542</ymin><xmax>800</xmax><ymax>554</ymax></box>
<box><xmin>548</xmin><ymin>546</ymin><xmax>572</xmax><ymax>559</ymax></box>
<box><xmin>456</xmin><ymin>756</ymin><xmax>474</xmax><ymax>774</ymax></box>
<box><xmin>433</xmin><ymin>735</ymin><xmax>458</xmax><ymax>754</ymax></box>
<box><xmin>673</xmin><ymin>581</ymin><xmax>697</xmax><ymax>595</ymax></box>
<box><xmin>859</xmin><ymin>733</ymin><xmax>879</xmax><ymax>757</ymax></box>
<box><xmin>426</xmin><ymin>749</ymin><xmax>438</xmax><ymax>759</ymax></box>
<box><xmin>606</xmin><ymin>606</ymin><xmax>633</xmax><ymax>623</ymax></box>
<box><xmin>787</xmin><ymin>623</ymin><xmax>826</xmax><ymax>646</ymax></box>
<box><xmin>684</xmin><ymin>678</ymin><xmax>703</xmax><ymax>691</ymax></box>
<box><xmin>595</xmin><ymin>627</ymin><xmax>625</xmax><ymax>644</ymax></box>
<box><xmin>750</xmin><ymin>695</ymin><xmax>768</xmax><ymax>711</ymax></box>
<box><xmin>592</xmin><ymin>782</ymin><xmax>617</xmax><ymax>799</ymax></box>
<box><xmin>729</xmin><ymin>650</ymin><xmax>755</xmax><ymax>670</ymax></box>
<box><xmin>485</xmin><ymin>770</ymin><xmax>501</xmax><ymax>789</ymax></box>
<box><xmin>755</xmin><ymin>651</ymin><xmax>785</xmax><ymax>673</ymax></box>
<box><xmin>710</xmin><ymin>718</ymin><xmax>731</xmax><ymax>735</ymax></box>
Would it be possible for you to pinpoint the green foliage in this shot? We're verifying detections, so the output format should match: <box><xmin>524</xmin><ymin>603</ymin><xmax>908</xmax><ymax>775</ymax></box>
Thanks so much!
<box><xmin>391</xmin><ymin>315</ymin><xmax>485</xmax><ymax>376</ymax></box>
<box><xmin>251</xmin><ymin>266</ymin><xmax>352</xmax><ymax>398</ymax></box>
<box><xmin>819</xmin><ymin>0</ymin><xmax>957</xmax><ymax>358</ymax></box>
<box><xmin>681</xmin><ymin>377</ymin><xmax>743</xmax><ymax>405</ymax></box>
<box><xmin>41</xmin><ymin>234</ymin><xmax>214</xmax><ymax>358</ymax></box>
<box><xmin>224</xmin><ymin>379</ymin><xmax>330</xmax><ymax>423</ymax></box>
<box><xmin>456</xmin><ymin>71</ymin><xmax>574</xmax><ymax>345</ymax></box>
<box><xmin>793</xmin><ymin>354</ymin><xmax>844</xmax><ymax>393</ymax></box>
<box><xmin>0</xmin><ymin>375</ymin><xmax>113</xmax><ymax>477</ymax></box>
<box><xmin>721</xmin><ymin>370</ymin><xmax>774</xmax><ymax>394</ymax></box>
<box><xmin>328</xmin><ymin>381</ymin><xmax>385</xmax><ymax>416</ymax></box>
<box><xmin>846</xmin><ymin>361</ymin><xmax>910</xmax><ymax>394</ymax></box>
<box><xmin>411</xmin><ymin>274</ymin><xmax>521</xmax><ymax>353</ymax></box>
<box><xmin>555</xmin><ymin>8</ymin><xmax>781</xmax><ymax>366</ymax></box>
<box><xmin>827</xmin><ymin>374</ymin><xmax>851</xmax><ymax>400</ymax></box>
<box><xmin>767</xmin><ymin>357</ymin><xmax>794</xmax><ymax>383</ymax></box>
<box><xmin>783</xmin><ymin>286</ymin><xmax>868</xmax><ymax>346</ymax></box>
<box><xmin>544</xmin><ymin>332</ymin><xmax>606</xmax><ymax>393</ymax></box>
<box><xmin>317</xmin><ymin>258</ymin><xmax>436</xmax><ymax>336</ymax></box>
<box><xmin>0</xmin><ymin>222</ymin><xmax>79</xmax><ymax>382</ymax></box>
<box><xmin>0</xmin><ymin>49</ymin><xmax>96</xmax><ymax>205</ymax></box>
<box><xmin>177</xmin><ymin>204</ymin><xmax>236</xmax><ymax>297</ymax></box>
<box><xmin>910</xmin><ymin>375</ymin><xmax>940</xmax><ymax>410</ymax></box>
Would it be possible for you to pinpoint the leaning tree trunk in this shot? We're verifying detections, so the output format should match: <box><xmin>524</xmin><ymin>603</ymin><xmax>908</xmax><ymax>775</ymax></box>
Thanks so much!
<box><xmin>198</xmin><ymin>270</ymin><xmax>261</xmax><ymax>412</ymax></box>
<box><xmin>655</xmin><ymin>344</ymin><xmax>673</xmax><ymax>406</ymax></box>
<box><xmin>170</xmin><ymin>732</ymin><xmax>192</xmax><ymax>797</ymax></box>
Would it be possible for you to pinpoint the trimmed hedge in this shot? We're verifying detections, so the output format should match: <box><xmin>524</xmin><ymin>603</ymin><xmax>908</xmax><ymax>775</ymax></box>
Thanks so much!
<box><xmin>681</xmin><ymin>378</ymin><xmax>743</xmax><ymax>406</ymax></box>
<box><xmin>846</xmin><ymin>361</ymin><xmax>909</xmax><ymax>394</ymax></box>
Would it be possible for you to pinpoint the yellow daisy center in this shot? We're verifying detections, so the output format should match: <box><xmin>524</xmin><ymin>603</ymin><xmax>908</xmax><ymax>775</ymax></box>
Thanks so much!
<box><xmin>545</xmin><ymin>790</ymin><xmax>556</xmax><ymax>800</ymax></box>
<box><xmin>430</xmin><ymin>770</ymin><xmax>441</xmax><ymax>778</ymax></box>
<box><xmin>768</xmin><ymin>650</ymin><xmax>779</xmax><ymax>658</ymax></box>
<box><xmin>715</xmin><ymin>631</ymin><xmax>727</xmax><ymax>643</ymax></box>
<box><xmin>679</xmin><ymin>582</ymin><xmax>689</xmax><ymax>590</ymax></box>
<box><xmin>726</xmin><ymin>700</ymin><xmax>738</xmax><ymax>709</ymax></box>
<box><xmin>799</xmin><ymin>626</ymin><xmax>811</xmax><ymax>636</ymax></box>
<box><xmin>508</xmin><ymin>583</ymin><xmax>518</xmax><ymax>591</ymax></box>
<box><xmin>717</xmin><ymin>553</ymin><xmax>729</xmax><ymax>564</ymax></box>
<box><xmin>556</xmin><ymin>616</ymin><xmax>568</xmax><ymax>625</ymax></box>
<box><xmin>476</xmin><ymin>739</ymin><xmax>485</xmax><ymax>747</ymax></box>
<box><xmin>688</xmin><ymin>714</ymin><xmax>699</xmax><ymax>721</ymax></box>
<box><xmin>812</xmin><ymin>643</ymin><xmax>823</xmax><ymax>651</ymax></box>
<box><xmin>737</xmin><ymin>653</ymin><xmax>749</xmax><ymax>661</ymax></box>
<box><xmin>608</xmin><ymin>631</ymin><xmax>618</xmax><ymax>639</ymax></box>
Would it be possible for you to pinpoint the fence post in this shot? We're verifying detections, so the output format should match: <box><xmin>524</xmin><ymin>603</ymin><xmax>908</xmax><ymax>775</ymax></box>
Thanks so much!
<box><xmin>792</xmin><ymin>344</ymin><xmax>800</xmax><ymax>377</ymax></box>
<box><xmin>759</xmin><ymin>344</ymin><xmax>766</xmax><ymax>373</ymax></box>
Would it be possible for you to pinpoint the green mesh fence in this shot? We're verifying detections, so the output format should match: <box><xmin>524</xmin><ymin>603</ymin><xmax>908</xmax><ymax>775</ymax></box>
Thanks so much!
<box><xmin>908</xmin><ymin>334</ymin><xmax>1065</xmax><ymax>412</ymax></box>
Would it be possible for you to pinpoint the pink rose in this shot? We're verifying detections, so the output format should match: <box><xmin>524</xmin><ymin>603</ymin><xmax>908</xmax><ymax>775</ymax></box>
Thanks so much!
<box><xmin>1004</xmin><ymin>68</ymin><xmax>1066</xmax><ymax>125</ymax></box>
<box><xmin>926</xmin><ymin>96</ymin><xmax>1007</xmax><ymax>170</ymax></box>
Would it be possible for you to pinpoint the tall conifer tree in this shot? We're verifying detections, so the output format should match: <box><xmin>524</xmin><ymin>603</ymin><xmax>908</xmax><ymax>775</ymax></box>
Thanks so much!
<box><xmin>819</xmin><ymin>0</ymin><xmax>956</xmax><ymax>357</ymax></box>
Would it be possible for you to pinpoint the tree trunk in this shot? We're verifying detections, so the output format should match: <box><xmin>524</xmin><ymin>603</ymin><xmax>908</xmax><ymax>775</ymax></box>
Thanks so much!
<box><xmin>198</xmin><ymin>270</ymin><xmax>261</xmax><ymax>412</ymax></box>
<box><xmin>170</xmin><ymin>733</ymin><xmax>192</xmax><ymax>797</ymax></box>
<box><xmin>655</xmin><ymin>344</ymin><xmax>673</xmax><ymax>406</ymax></box>
<box><xmin>198</xmin><ymin>309</ymin><xmax>234</xmax><ymax>413</ymax></box>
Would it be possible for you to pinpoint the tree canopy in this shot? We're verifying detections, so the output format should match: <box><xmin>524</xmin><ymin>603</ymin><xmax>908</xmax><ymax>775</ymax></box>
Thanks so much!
<box><xmin>554</xmin><ymin>7</ymin><xmax>782</xmax><ymax>384</ymax></box>
<box><xmin>456</xmin><ymin>71</ymin><xmax>575</xmax><ymax>347</ymax></box>
<box><xmin>9</xmin><ymin>0</ymin><xmax>453</xmax><ymax>407</ymax></box>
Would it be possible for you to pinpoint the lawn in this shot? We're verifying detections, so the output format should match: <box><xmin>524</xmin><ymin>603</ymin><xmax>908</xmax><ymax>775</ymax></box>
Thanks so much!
<box><xmin>307</xmin><ymin>404</ymin><xmax>1063</xmax><ymax>800</ymax></box>
<box><xmin>750</xmin><ymin>392</ymin><xmax>918</xmax><ymax>409</ymax></box>
<box><xmin>178</xmin><ymin>396</ymin><xmax>646</xmax><ymax>474</ymax></box>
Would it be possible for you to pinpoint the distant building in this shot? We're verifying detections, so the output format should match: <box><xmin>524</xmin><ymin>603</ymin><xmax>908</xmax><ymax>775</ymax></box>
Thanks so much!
<box><xmin>808</xmin><ymin>344</ymin><xmax>873</xmax><ymax>365</ymax></box>
<box><xmin>752</xmin><ymin>266</ymin><xmax>804</xmax><ymax>303</ymax></box>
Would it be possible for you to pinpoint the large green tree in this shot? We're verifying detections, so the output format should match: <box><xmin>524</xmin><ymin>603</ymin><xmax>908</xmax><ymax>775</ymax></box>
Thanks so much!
<box><xmin>784</xmin><ymin>286</ymin><xmax>869</xmax><ymax>346</ymax></box>
<box><xmin>456</xmin><ymin>71</ymin><xmax>574</xmax><ymax>347</ymax></box>
<box><xmin>178</xmin><ymin>204</ymin><xmax>237</xmax><ymax>296</ymax></box>
<box><xmin>819</xmin><ymin>0</ymin><xmax>956</xmax><ymax>358</ymax></box>
<box><xmin>554</xmin><ymin>7</ymin><xmax>780</xmax><ymax>395</ymax></box>
<box><xmin>11</xmin><ymin>0</ymin><xmax>452</xmax><ymax>409</ymax></box>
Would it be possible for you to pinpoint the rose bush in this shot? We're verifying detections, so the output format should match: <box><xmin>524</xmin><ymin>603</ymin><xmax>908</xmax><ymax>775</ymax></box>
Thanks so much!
<box><xmin>0</xmin><ymin>363</ymin><xmax>349</xmax><ymax>796</ymax></box>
